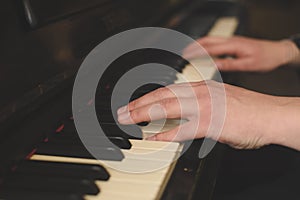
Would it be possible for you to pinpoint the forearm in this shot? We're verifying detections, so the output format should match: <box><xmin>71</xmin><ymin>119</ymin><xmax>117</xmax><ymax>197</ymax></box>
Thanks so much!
<box><xmin>271</xmin><ymin>97</ymin><xmax>300</xmax><ymax>151</ymax></box>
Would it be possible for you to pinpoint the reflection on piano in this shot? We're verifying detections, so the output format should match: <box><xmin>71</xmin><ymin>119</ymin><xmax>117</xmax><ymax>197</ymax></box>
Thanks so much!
<box><xmin>0</xmin><ymin>0</ymin><xmax>242</xmax><ymax>199</ymax></box>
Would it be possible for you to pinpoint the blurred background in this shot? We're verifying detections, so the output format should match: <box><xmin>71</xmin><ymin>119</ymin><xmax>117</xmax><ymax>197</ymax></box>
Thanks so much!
<box><xmin>242</xmin><ymin>0</ymin><xmax>300</xmax><ymax>39</ymax></box>
<box><xmin>213</xmin><ymin>1</ymin><xmax>300</xmax><ymax>199</ymax></box>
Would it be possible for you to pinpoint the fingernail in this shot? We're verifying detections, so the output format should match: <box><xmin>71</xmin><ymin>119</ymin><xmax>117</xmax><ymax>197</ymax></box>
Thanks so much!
<box><xmin>117</xmin><ymin>105</ymin><xmax>127</xmax><ymax>115</ymax></box>
<box><xmin>118</xmin><ymin>112</ymin><xmax>131</xmax><ymax>124</ymax></box>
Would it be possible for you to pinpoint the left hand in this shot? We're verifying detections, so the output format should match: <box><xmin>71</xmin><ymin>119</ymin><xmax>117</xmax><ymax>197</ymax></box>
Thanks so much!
<box><xmin>183</xmin><ymin>36</ymin><xmax>299</xmax><ymax>72</ymax></box>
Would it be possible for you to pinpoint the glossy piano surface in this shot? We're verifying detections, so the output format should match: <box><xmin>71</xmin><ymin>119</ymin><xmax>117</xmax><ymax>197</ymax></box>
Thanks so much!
<box><xmin>0</xmin><ymin>0</ymin><xmax>243</xmax><ymax>199</ymax></box>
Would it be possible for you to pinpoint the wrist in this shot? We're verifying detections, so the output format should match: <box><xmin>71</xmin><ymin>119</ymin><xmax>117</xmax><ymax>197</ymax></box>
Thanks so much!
<box><xmin>270</xmin><ymin>97</ymin><xmax>300</xmax><ymax>150</ymax></box>
<box><xmin>278</xmin><ymin>39</ymin><xmax>300</xmax><ymax>65</ymax></box>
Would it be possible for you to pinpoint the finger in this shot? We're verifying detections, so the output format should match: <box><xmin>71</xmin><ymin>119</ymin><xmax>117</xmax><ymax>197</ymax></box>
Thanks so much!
<box><xmin>119</xmin><ymin>98</ymin><xmax>180</xmax><ymax>124</ymax></box>
<box><xmin>183</xmin><ymin>37</ymin><xmax>229</xmax><ymax>59</ymax></box>
<box><xmin>185</xmin><ymin>37</ymin><xmax>228</xmax><ymax>52</ymax></box>
<box><xmin>203</xmin><ymin>43</ymin><xmax>238</xmax><ymax>57</ymax></box>
<box><xmin>214</xmin><ymin>58</ymin><xmax>251</xmax><ymax>71</ymax></box>
<box><xmin>146</xmin><ymin>121</ymin><xmax>203</xmax><ymax>142</ymax></box>
<box><xmin>118</xmin><ymin>82</ymin><xmax>201</xmax><ymax>114</ymax></box>
<box><xmin>117</xmin><ymin>87</ymin><xmax>176</xmax><ymax>115</ymax></box>
<box><xmin>118</xmin><ymin>98</ymin><xmax>194</xmax><ymax>124</ymax></box>
<box><xmin>197</xmin><ymin>36</ymin><xmax>229</xmax><ymax>46</ymax></box>
<box><xmin>183</xmin><ymin>43</ymin><xmax>207</xmax><ymax>59</ymax></box>
<box><xmin>183</xmin><ymin>42</ymin><xmax>235</xmax><ymax>60</ymax></box>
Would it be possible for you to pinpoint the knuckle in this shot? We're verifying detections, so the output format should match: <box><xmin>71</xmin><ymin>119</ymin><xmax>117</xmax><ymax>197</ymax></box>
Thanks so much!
<box><xmin>154</xmin><ymin>87</ymin><xmax>165</xmax><ymax>97</ymax></box>
<box><xmin>129</xmin><ymin>100</ymin><xmax>137</xmax><ymax>110</ymax></box>
<box><xmin>130</xmin><ymin>110</ymin><xmax>140</xmax><ymax>122</ymax></box>
<box><xmin>160</xmin><ymin>98</ymin><xmax>176</xmax><ymax>109</ymax></box>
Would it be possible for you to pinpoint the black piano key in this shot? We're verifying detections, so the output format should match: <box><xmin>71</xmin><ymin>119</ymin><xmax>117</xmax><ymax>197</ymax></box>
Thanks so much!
<box><xmin>55</xmin><ymin>117</ymin><xmax>138</xmax><ymax>147</ymax></box>
<box><xmin>97</xmin><ymin>113</ymin><xmax>117</xmax><ymax>123</ymax></box>
<box><xmin>95</xmin><ymin>101</ymin><xmax>112</xmax><ymax>113</ymax></box>
<box><xmin>131</xmin><ymin>75</ymin><xmax>177</xmax><ymax>84</ymax></box>
<box><xmin>49</xmin><ymin>132</ymin><xmax>122</xmax><ymax>148</ymax></box>
<box><xmin>100</xmin><ymin>123</ymin><xmax>143</xmax><ymax>140</ymax></box>
<box><xmin>58</xmin><ymin>115</ymin><xmax>122</xmax><ymax>134</ymax></box>
<box><xmin>108</xmin><ymin>136</ymin><xmax>132</xmax><ymax>149</ymax></box>
<box><xmin>130</xmin><ymin>84</ymin><xmax>164</xmax><ymax>98</ymax></box>
<box><xmin>137</xmin><ymin>121</ymin><xmax>149</xmax><ymax>126</ymax></box>
<box><xmin>58</xmin><ymin>116</ymin><xmax>118</xmax><ymax>134</ymax></box>
<box><xmin>175</xmin><ymin>12</ymin><xmax>219</xmax><ymax>39</ymax></box>
<box><xmin>0</xmin><ymin>189</ymin><xmax>84</xmax><ymax>200</ymax></box>
<box><xmin>128</xmin><ymin>84</ymin><xmax>165</xmax><ymax>103</ymax></box>
<box><xmin>56</xmin><ymin>118</ymin><xmax>139</xmax><ymax>140</ymax></box>
<box><xmin>166</xmin><ymin>58</ymin><xmax>189</xmax><ymax>72</ymax></box>
<box><xmin>176</xmin><ymin>58</ymin><xmax>189</xmax><ymax>68</ymax></box>
<box><xmin>2</xmin><ymin>174</ymin><xmax>100</xmax><ymax>195</ymax></box>
<box><xmin>97</xmin><ymin>74</ymin><xmax>177</xmax><ymax>98</ymax></box>
<box><xmin>49</xmin><ymin>134</ymin><xmax>132</xmax><ymax>149</ymax></box>
<box><xmin>16</xmin><ymin>160</ymin><xmax>110</xmax><ymax>181</ymax></box>
<box><xmin>96</xmin><ymin>94</ymin><xmax>116</xmax><ymax>104</ymax></box>
<box><xmin>36</xmin><ymin>143</ymin><xmax>124</xmax><ymax>161</ymax></box>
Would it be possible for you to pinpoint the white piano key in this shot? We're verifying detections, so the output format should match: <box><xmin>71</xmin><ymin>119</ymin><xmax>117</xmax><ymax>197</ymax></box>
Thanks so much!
<box><xmin>142</xmin><ymin>123</ymin><xmax>176</xmax><ymax>134</ymax></box>
<box><xmin>175</xmin><ymin>17</ymin><xmax>239</xmax><ymax>84</ymax></box>
<box><xmin>176</xmin><ymin>57</ymin><xmax>217</xmax><ymax>83</ymax></box>
<box><xmin>129</xmin><ymin>139</ymin><xmax>180</xmax><ymax>152</ymax></box>
<box><xmin>122</xmin><ymin>149</ymin><xmax>178</xmax><ymax>162</ymax></box>
<box><xmin>31</xmin><ymin>154</ymin><xmax>102</xmax><ymax>164</ymax></box>
<box><xmin>86</xmin><ymin>192</ymin><xmax>155</xmax><ymax>200</ymax></box>
<box><xmin>97</xmin><ymin>180</ymin><xmax>159</xmax><ymax>194</ymax></box>
<box><xmin>85</xmin><ymin>181</ymin><xmax>159</xmax><ymax>200</ymax></box>
<box><xmin>31</xmin><ymin>139</ymin><xmax>181</xmax><ymax>200</ymax></box>
<box><xmin>102</xmin><ymin>158</ymin><xmax>174</xmax><ymax>173</ymax></box>
<box><xmin>84</xmin><ymin>151</ymin><xmax>178</xmax><ymax>200</ymax></box>
<box><xmin>208</xmin><ymin>17</ymin><xmax>238</xmax><ymax>37</ymax></box>
<box><xmin>106</xmin><ymin>166</ymin><xmax>169</xmax><ymax>183</ymax></box>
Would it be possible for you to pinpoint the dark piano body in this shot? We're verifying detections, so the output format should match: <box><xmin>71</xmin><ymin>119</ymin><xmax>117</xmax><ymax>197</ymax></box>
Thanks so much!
<box><xmin>0</xmin><ymin>0</ymin><xmax>242</xmax><ymax>199</ymax></box>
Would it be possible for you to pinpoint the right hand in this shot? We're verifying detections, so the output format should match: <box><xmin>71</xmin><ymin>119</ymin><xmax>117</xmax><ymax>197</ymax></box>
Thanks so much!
<box><xmin>183</xmin><ymin>36</ymin><xmax>299</xmax><ymax>72</ymax></box>
<box><xmin>117</xmin><ymin>81</ymin><xmax>280</xmax><ymax>149</ymax></box>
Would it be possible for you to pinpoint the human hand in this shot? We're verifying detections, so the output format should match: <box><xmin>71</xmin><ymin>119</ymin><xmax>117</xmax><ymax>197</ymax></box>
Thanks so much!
<box><xmin>117</xmin><ymin>81</ymin><xmax>283</xmax><ymax>149</ymax></box>
<box><xmin>183</xmin><ymin>36</ymin><xmax>299</xmax><ymax>72</ymax></box>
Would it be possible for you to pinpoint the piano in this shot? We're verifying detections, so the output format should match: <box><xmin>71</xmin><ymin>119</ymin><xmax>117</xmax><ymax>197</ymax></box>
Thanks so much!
<box><xmin>0</xmin><ymin>0</ymin><xmax>242</xmax><ymax>199</ymax></box>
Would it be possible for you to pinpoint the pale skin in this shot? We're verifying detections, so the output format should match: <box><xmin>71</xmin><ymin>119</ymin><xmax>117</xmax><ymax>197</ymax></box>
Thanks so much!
<box><xmin>183</xmin><ymin>36</ymin><xmax>300</xmax><ymax>71</ymax></box>
<box><xmin>117</xmin><ymin>36</ymin><xmax>300</xmax><ymax>151</ymax></box>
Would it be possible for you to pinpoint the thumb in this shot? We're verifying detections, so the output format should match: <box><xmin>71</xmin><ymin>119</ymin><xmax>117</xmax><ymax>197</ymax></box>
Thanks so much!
<box><xmin>146</xmin><ymin>122</ymin><xmax>201</xmax><ymax>142</ymax></box>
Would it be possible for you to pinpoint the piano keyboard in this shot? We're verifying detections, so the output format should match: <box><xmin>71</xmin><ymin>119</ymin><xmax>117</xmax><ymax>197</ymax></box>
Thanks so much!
<box><xmin>0</xmin><ymin>17</ymin><xmax>238</xmax><ymax>200</ymax></box>
<box><xmin>175</xmin><ymin>17</ymin><xmax>239</xmax><ymax>84</ymax></box>
<box><xmin>142</xmin><ymin>16</ymin><xmax>239</xmax><ymax>137</ymax></box>
<box><xmin>31</xmin><ymin>140</ymin><xmax>182</xmax><ymax>200</ymax></box>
